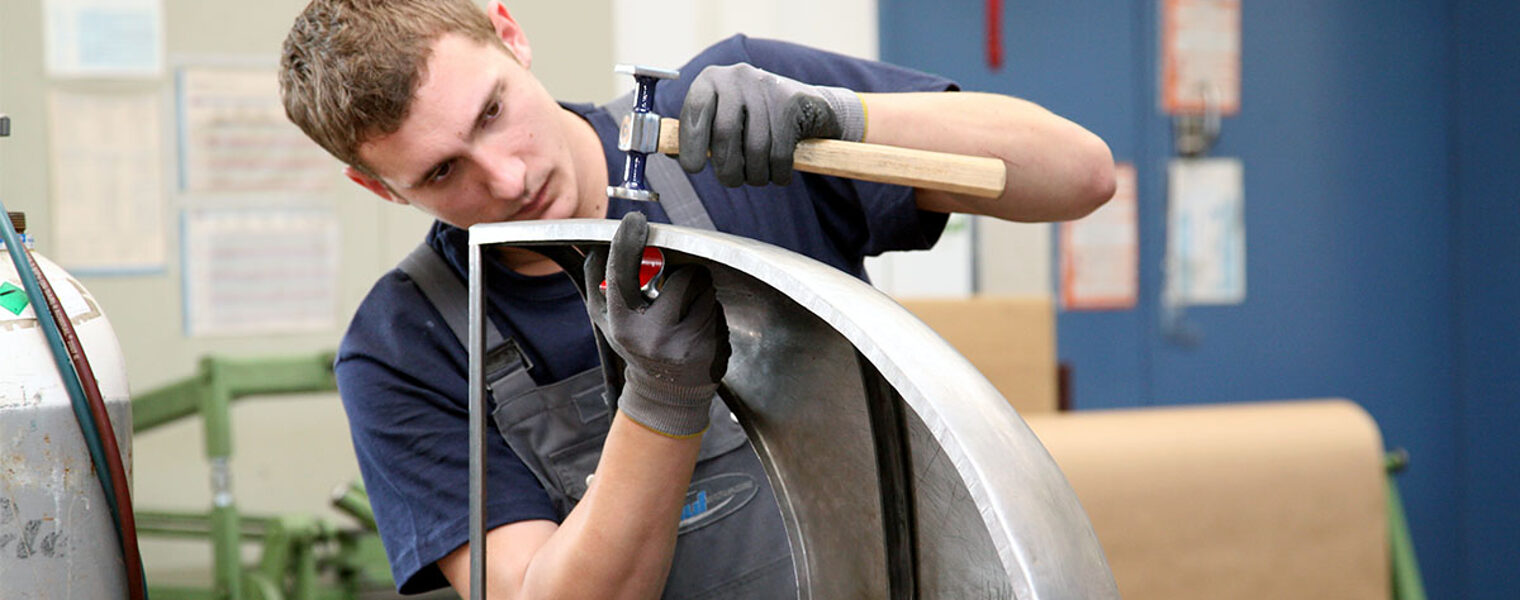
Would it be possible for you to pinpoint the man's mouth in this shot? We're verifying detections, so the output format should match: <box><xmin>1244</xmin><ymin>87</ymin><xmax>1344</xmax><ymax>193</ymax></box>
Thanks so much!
<box><xmin>516</xmin><ymin>174</ymin><xmax>551</xmax><ymax>219</ymax></box>
<box><xmin>531</xmin><ymin>179</ymin><xmax>550</xmax><ymax>209</ymax></box>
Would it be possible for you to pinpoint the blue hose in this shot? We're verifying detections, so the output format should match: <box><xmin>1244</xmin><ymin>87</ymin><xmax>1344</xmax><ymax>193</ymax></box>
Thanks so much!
<box><xmin>0</xmin><ymin>202</ymin><xmax>130</xmax><ymax>574</ymax></box>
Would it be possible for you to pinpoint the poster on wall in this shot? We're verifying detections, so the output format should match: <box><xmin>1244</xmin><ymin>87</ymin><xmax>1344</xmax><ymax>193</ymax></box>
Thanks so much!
<box><xmin>1166</xmin><ymin>158</ymin><xmax>1245</xmax><ymax>306</ymax></box>
<box><xmin>46</xmin><ymin>90</ymin><xmax>167</xmax><ymax>273</ymax></box>
<box><xmin>181</xmin><ymin>206</ymin><xmax>340</xmax><ymax>336</ymax></box>
<box><xmin>177</xmin><ymin>65</ymin><xmax>337</xmax><ymax>194</ymax></box>
<box><xmin>44</xmin><ymin>0</ymin><xmax>164</xmax><ymax>78</ymax></box>
<box><xmin>1160</xmin><ymin>0</ymin><xmax>1241</xmax><ymax>116</ymax></box>
<box><xmin>866</xmin><ymin>213</ymin><xmax>975</xmax><ymax>298</ymax></box>
<box><xmin>1061</xmin><ymin>163</ymin><xmax>1138</xmax><ymax>311</ymax></box>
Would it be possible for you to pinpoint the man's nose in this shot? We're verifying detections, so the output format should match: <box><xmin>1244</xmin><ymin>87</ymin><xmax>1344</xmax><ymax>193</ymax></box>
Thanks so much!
<box><xmin>480</xmin><ymin>151</ymin><xmax>527</xmax><ymax>200</ymax></box>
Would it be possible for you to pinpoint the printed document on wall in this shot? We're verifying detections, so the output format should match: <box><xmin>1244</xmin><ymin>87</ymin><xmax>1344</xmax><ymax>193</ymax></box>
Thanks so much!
<box><xmin>1161</xmin><ymin>0</ymin><xmax>1240</xmax><ymax>115</ymax></box>
<box><xmin>865</xmin><ymin>213</ymin><xmax>974</xmax><ymax>299</ymax></box>
<box><xmin>45</xmin><ymin>0</ymin><xmax>164</xmax><ymax>77</ymax></box>
<box><xmin>178</xmin><ymin>66</ymin><xmax>336</xmax><ymax>194</ymax></box>
<box><xmin>47</xmin><ymin>91</ymin><xmax>166</xmax><ymax>273</ymax></box>
<box><xmin>1167</xmin><ymin>158</ymin><xmax>1245</xmax><ymax>305</ymax></box>
<box><xmin>181</xmin><ymin>207</ymin><xmax>340</xmax><ymax>336</ymax></box>
<box><xmin>1061</xmin><ymin>163</ymin><xmax>1138</xmax><ymax>310</ymax></box>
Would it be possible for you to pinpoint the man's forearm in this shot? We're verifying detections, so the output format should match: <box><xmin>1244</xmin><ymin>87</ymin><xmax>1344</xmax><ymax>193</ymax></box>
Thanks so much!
<box><xmin>518</xmin><ymin>414</ymin><xmax>703</xmax><ymax>599</ymax></box>
<box><xmin>858</xmin><ymin>91</ymin><xmax>1115</xmax><ymax>222</ymax></box>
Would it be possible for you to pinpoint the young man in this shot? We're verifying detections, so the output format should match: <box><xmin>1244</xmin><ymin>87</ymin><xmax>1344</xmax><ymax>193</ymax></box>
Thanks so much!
<box><xmin>280</xmin><ymin>1</ymin><xmax>1114</xmax><ymax>598</ymax></box>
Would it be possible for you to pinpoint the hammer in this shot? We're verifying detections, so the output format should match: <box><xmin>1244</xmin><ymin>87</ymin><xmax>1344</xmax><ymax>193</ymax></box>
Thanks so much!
<box><xmin>606</xmin><ymin>65</ymin><xmax>1008</xmax><ymax>202</ymax></box>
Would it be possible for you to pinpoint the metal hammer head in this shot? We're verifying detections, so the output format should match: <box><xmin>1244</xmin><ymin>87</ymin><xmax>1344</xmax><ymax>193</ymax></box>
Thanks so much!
<box><xmin>606</xmin><ymin>65</ymin><xmax>679</xmax><ymax>203</ymax></box>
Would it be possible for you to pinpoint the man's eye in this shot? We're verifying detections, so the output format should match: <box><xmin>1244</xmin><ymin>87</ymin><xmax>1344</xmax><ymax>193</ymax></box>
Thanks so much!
<box><xmin>484</xmin><ymin>100</ymin><xmax>502</xmax><ymax>122</ymax></box>
<box><xmin>428</xmin><ymin>161</ymin><xmax>454</xmax><ymax>184</ymax></box>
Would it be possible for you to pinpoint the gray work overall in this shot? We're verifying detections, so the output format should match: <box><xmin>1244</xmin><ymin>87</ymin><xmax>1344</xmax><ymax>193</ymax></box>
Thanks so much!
<box><xmin>398</xmin><ymin>102</ymin><xmax>797</xmax><ymax>598</ymax></box>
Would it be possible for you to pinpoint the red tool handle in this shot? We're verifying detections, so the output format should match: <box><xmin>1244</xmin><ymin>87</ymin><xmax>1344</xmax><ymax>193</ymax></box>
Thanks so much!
<box><xmin>599</xmin><ymin>247</ymin><xmax>666</xmax><ymax>300</ymax></box>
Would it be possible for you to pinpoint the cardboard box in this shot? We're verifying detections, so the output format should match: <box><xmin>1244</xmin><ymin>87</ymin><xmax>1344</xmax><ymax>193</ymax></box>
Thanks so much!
<box><xmin>897</xmin><ymin>296</ymin><xmax>1057</xmax><ymax>415</ymax></box>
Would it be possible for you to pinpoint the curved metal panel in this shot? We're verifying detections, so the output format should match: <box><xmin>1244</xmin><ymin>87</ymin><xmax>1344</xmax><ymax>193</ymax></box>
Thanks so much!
<box><xmin>471</xmin><ymin>219</ymin><xmax>1118</xmax><ymax>599</ymax></box>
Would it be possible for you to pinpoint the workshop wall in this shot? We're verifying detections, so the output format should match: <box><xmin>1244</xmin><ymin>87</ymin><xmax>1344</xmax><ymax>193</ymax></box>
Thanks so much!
<box><xmin>882</xmin><ymin>1</ymin><xmax>1516</xmax><ymax>599</ymax></box>
<box><xmin>1453</xmin><ymin>2</ymin><xmax>1520</xmax><ymax>597</ymax></box>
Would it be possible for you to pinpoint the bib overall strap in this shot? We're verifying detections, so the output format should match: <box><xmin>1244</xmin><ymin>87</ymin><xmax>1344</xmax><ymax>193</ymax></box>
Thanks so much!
<box><xmin>398</xmin><ymin>243</ymin><xmax>537</xmax><ymax>401</ymax></box>
<box><xmin>600</xmin><ymin>92</ymin><xmax>716</xmax><ymax>232</ymax></box>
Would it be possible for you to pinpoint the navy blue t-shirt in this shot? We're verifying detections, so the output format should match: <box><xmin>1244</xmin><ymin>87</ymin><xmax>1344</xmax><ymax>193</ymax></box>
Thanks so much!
<box><xmin>335</xmin><ymin>34</ymin><xmax>955</xmax><ymax>594</ymax></box>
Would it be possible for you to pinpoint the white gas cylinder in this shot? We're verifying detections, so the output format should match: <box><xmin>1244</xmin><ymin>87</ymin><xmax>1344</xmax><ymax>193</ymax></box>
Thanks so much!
<box><xmin>1</xmin><ymin>232</ymin><xmax>132</xmax><ymax>598</ymax></box>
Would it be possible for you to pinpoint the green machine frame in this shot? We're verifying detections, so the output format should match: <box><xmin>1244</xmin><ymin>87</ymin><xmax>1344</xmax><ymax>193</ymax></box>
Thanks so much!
<box><xmin>1386</xmin><ymin>450</ymin><xmax>1427</xmax><ymax>600</ymax></box>
<box><xmin>131</xmin><ymin>354</ymin><xmax>394</xmax><ymax>600</ymax></box>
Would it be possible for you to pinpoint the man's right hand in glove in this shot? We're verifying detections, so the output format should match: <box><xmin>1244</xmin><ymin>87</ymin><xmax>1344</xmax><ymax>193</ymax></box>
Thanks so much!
<box><xmin>679</xmin><ymin>63</ymin><xmax>866</xmax><ymax>188</ymax></box>
<box><xmin>437</xmin><ymin>212</ymin><xmax>730</xmax><ymax>599</ymax></box>
<box><xmin>584</xmin><ymin>211</ymin><xmax>731</xmax><ymax>438</ymax></box>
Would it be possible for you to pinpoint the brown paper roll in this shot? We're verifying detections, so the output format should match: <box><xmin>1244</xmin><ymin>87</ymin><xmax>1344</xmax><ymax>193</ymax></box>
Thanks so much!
<box><xmin>1025</xmin><ymin>400</ymin><xmax>1388</xmax><ymax>600</ymax></box>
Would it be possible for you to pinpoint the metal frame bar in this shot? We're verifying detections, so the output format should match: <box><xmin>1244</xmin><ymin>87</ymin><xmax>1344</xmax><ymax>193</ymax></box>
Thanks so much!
<box><xmin>468</xmin><ymin>242</ymin><xmax>488</xmax><ymax>600</ymax></box>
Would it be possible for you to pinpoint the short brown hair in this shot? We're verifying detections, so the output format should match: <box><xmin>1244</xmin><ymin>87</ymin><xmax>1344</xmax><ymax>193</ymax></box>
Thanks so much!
<box><xmin>279</xmin><ymin>0</ymin><xmax>500</xmax><ymax>174</ymax></box>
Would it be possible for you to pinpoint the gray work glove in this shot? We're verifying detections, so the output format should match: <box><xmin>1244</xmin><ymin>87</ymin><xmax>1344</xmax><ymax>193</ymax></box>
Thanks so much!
<box><xmin>679</xmin><ymin>63</ymin><xmax>866</xmax><ymax>187</ymax></box>
<box><xmin>584</xmin><ymin>212</ymin><xmax>730</xmax><ymax>438</ymax></box>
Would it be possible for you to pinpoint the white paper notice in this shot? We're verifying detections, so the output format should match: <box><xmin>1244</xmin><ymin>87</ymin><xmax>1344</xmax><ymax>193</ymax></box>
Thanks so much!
<box><xmin>182</xmin><ymin>207</ymin><xmax>340</xmax><ymax>336</ymax></box>
<box><xmin>45</xmin><ymin>0</ymin><xmax>164</xmax><ymax>77</ymax></box>
<box><xmin>178</xmin><ymin>67</ymin><xmax>337</xmax><ymax>194</ymax></box>
<box><xmin>865</xmin><ymin>213</ymin><xmax>974</xmax><ymax>299</ymax></box>
<box><xmin>1161</xmin><ymin>0</ymin><xmax>1240</xmax><ymax>115</ymax></box>
<box><xmin>47</xmin><ymin>91</ymin><xmax>167</xmax><ymax>273</ymax></box>
<box><xmin>1061</xmin><ymin>163</ymin><xmax>1138</xmax><ymax>311</ymax></box>
<box><xmin>1166</xmin><ymin>158</ymin><xmax>1245</xmax><ymax>305</ymax></box>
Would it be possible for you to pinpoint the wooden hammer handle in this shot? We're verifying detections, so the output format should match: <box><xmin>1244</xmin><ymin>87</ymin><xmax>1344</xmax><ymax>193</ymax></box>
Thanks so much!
<box><xmin>656</xmin><ymin>118</ymin><xmax>1006</xmax><ymax>199</ymax></box>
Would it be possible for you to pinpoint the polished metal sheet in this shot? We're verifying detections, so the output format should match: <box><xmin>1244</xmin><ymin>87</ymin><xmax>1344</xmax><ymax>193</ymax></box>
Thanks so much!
<box><xmin>470</xmin><ymin>219</ymin><xmax>1118</xmax><ymax>599</ymax></box>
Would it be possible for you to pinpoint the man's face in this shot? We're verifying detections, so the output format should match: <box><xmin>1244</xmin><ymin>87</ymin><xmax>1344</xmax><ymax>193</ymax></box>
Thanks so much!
<box><xmin>355</xmin><ymin>34</ymin><xmax>594</xmax><ymax>229</ymax></box>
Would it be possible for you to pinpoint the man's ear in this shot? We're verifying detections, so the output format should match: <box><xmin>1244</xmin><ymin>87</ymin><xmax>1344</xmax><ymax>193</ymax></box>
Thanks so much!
<box><xmin>345</xmin><ymin>166</ymin><xmax>408</xmax><ymax>206</ymax></box>
<box><xmin>486</xmin><ymin>1</ymin><xmax>532</xmax><ymax>68</ymax></box>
